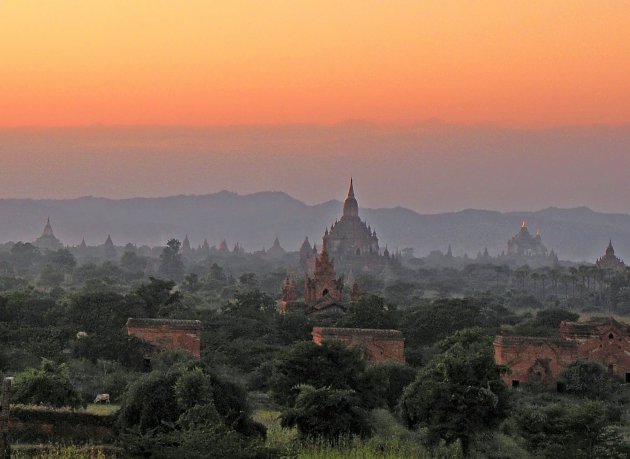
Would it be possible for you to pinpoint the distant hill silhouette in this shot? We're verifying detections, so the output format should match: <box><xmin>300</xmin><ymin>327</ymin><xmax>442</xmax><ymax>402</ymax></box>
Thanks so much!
<box><xmin>0</xmin><ymin>192</ymin><xmax>628</xmax><ymax>262</ymax></box>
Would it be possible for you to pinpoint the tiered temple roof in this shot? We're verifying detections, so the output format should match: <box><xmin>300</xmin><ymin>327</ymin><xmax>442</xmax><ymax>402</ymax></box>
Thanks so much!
<box><xmin>33</xmin><ymin>218</ymin><xmax>63</xmax><ymax>252</ymax></box>
<box><xmin>507</xmin><ymin>220</ymin><xmax>548</xmax><ymax>257</ymax></box>
<box><xmin>596</xmin><ymin>240</ymin><xmax>625</xmax><ymax>270</ymax></box>
<box><xmin>323</xmin><ymin>179</ymin><xmax>379</xmax><ymax>256</ymax></box>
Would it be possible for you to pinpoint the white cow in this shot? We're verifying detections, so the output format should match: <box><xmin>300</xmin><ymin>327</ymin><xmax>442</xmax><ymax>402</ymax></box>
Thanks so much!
<box><xmin>93</xmin><ymin>393</ymin><xmax>110</xmax><ymax>404</ymax></box>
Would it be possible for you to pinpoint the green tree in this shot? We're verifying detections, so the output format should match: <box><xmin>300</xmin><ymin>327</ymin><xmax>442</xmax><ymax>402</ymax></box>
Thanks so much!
<box><xmin>516</xmin><ymin>400</ymin><xmax>630</xmax><ymax>458</ymax></box>
<box><xmin>269</xmin><ymin>341</ymin><xmax>367</xmax><ymax>407</ymax></box>
<box><xmin>560</xmin><ymin>360</ymin><xmax>622</xmax><ymax>400</ymax></box>
<box><xmin>12</xmin><ymin>359</ymin><xmax>84</xmax><ymax>409</ymax></box>
<box><xmin>38</xmin><ymin>263</ymin><xmax>64</xmax><ymax>288</ymax></box>
<box><xmin>10</xmin><ymin>242</ymin><xmax>41</xmax><ymax>275</ymax></box>
<box><xmin>339</xmin><ymin>295</ymin><xmax>397</xmax><ymax>329</ymax></box>
<box><xmin>134</xmin><ymin>277</ymin><xmax>184</xmax><ymax>318</ymax></box>
<box><xmin>45</xmin><ymin>248</ymin><xmax>77</xmax><ymax>273</ymax></box>
<box><xmin>281</xmin><ymin>385</ymin><xmax>371</xmax><ymax>441</ymax></box>
<box><xmin>158</xmin><ymin>238</ymin><xmax>185</xmax><ymax>282</ymax></box>
<box><xmin>120</xmin><ymin>251</ymin><xmax>148</xmax><ymax>273</ymax></box>
<box><xmin>399</xmin><ymin>328</ymin><xmax>509</xmax><ymax>452</ymax></box>
<box><xmin>362</xmin><ymin>361</ymin><xmax>416</xmax><ymax>411</ymax></box>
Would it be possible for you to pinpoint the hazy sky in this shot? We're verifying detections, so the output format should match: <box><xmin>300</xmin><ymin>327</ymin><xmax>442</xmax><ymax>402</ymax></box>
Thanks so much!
<box><xmin>0</xmin><ymin>124</ymin><xmax>629</xmax><ymax>214</ymax></box>
<box><xmin>0</xmin><ymin>2</ymin><xmax>629</xmax><ymax>212</ymax></box>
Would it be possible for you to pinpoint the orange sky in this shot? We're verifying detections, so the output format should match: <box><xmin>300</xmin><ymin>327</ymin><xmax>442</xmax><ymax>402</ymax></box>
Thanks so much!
<box><xmin>2</xmin><ymin>1</ymin><xmax>630</xmax><ymax>127</ymax></box>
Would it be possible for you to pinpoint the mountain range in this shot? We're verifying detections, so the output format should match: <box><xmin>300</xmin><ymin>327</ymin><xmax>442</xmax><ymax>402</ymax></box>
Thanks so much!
<box><xmin>0</xmin><ymin>192</ymin><xmax>628</xmax><ymax>262</ymax></box>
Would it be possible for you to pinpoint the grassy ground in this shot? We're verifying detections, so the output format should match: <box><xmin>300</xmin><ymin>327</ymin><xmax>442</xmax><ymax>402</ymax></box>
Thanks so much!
<box><xmin>252</xmin><ymin>408</ymin><xmax>463</xmax><ymax>459</ymax></box>
<box><xmin>12</xmin><ymin>445</ymin><xmax>117</xmax><ymax>459</ymax></box>
<box><xmin>83</xmin><ymin>403</ymin><xmax>120</xmax><ymax>416</ymax></box>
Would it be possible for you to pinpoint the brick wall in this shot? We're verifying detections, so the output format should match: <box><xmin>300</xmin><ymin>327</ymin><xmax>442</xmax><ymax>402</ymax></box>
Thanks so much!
<box><xmin>495</xmin><ymin>317</ymin><xmax>630</xmax><ymax>386</ymax></box>
<box><xmin>312</xmin><ymin>327</ymin><xmax>405</xmax><ymax>363</ymax></box>
<box><xmin>126</xmin><ymin>318</ymin><xmax>202</xmax><ymax>359</ymax></box>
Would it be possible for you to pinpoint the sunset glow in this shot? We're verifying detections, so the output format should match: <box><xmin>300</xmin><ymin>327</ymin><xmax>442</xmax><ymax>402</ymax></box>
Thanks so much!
<box><xmin>2</xmin><ymin>1</ymin><xmax>630</xmax><ymax>127</ymax></box>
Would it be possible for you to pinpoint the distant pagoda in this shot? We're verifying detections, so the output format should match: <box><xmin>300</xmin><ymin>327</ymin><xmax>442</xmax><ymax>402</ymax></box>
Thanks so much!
<box><xmin>267</xmin><ymin>236</ymin><xmax>286</xmax><ymax>257</ymax></box>
<box><xmin>33</xmin><ymin>218</ymin><xmax>63</xmax><ymax>252</ymax></box>
<box><xmin>596</xmin><ymin>240</ymin><xmax>625</xmax><ymax>271</ymax></box>
<box><xmin>507</xmin><ymin>220</ymin><xmax>548</xmax><ymax>257</ymax></box>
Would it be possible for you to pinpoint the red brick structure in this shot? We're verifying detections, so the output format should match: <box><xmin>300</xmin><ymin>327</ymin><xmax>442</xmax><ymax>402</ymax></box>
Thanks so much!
<box><xmin>126</xmin><ymin>318</ymin><xmax>202</xmax><ymax>359</ymax></box>
<box><xmin>494</xmin><ymin>317</ymin><xmax>630</xmax><ymax>387</ymax></box>
<box><xmin>304</xmin><ymin>240</ymin><xmax>344</xmax><ymax>304</ymax></box>
<box><xmin>312</xmin><ymin>327</ymin><xmax>405</xmax><ymax>363</ymax></box>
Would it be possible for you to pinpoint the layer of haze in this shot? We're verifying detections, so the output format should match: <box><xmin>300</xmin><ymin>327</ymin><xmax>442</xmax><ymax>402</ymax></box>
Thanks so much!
<box><xmin>1</xmin><ymin>124</ymin><xmax>629</xmax><ymax>214</ymax></box>
<box><xmin>1</xmin><ymin>1</ymin><xmax>630</xmax><ymax>127</ymax></box>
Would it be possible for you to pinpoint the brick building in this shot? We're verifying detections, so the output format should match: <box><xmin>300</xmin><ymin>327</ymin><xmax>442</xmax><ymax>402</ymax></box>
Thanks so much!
<box><xmin>126</xmin><ymin>318</ymin><xmax>202</xmax><ymax>359</ymax></box>
<box><xmin>494</xmin><ymin>317</ymin><xmax>630</xmax><ymax>387</ymax></box>
<box><xmin>312</xmin><ymin>327</ymin><xmax>405</xmax><ymax>363</ymax></box>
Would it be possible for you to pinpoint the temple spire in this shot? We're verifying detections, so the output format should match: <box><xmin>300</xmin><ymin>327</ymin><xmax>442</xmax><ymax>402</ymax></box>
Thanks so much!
<box><xmin>347</xmin><ymin>178</ymin><xmax>355</xmax><ymax>199</ymax></box>
<box><xmin>342</xmin><ymin>178</ymin><xmax>359</xmax><ymax>218</ymax></box>
<box><xmin>42</xmin><ymin>217</ymin><xmax>54</xmax><ymax>237</ymax></box>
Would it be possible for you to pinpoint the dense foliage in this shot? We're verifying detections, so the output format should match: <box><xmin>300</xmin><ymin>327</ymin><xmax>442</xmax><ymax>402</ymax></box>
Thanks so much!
<box><xmin>2</xmin><ymin>236</ymin><xmax>630</xmax><ymax>457</ymax></box>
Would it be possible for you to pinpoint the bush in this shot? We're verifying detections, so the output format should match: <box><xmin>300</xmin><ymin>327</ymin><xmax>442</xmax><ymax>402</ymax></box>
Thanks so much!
<box><xmin>12</xmin><ymin>359</ymin><xmax>84</xmax><ymax>409</ymax></box>
<box><xmin>560</xmin><ymin>360</ymin><xmax>622</xmax><ymax>400</ymax></box>
<box><xmin>269</xmin><ymin>341</ymin><xmax>366</xmax><ymax>407</ymax></box>
<box><xmin>281</xmin><ymin>385</ymin><xmax>371</xmax><ymax>441</ymax></box>
<box><xmin>362</xmin><ymin>362</ymin><xmax>416</xmax><ymax>411</ymax></box>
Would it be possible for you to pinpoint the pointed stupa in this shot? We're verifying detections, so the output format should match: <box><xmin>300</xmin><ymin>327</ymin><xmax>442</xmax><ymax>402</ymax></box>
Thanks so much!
<box><xmin>300</xmin><ymin>236</ymin><xmax>311</xmax><ymax>252</ymax></box>
<box><xmin>103</xmin><ymin>234</ymin><xmax>116</xmax><ymax>259</ymax></box>
<box><xmin>79</xmin><ymin>238</ymin><xmax>87</xmax><ymax>249</ymax></box>
<box><xmin>43</xmin><ymin>217</ymin><xmax>54</xmax><ymax>237</ymax></box>
<box><xmin>342</xmin><ymin>178</ymin><xmax>359</xmax><ymax>218</ymax></box>
<box><xmin>182</xmin><ymin>235</ymin><xmax>192</xmax><ymax>255</ymax></box>
<box><xmin>34</xmin><ymin>217</ymin><xmax>63</xmax><ymax>251</ymax></box>
<box><xmin>268</xmin><ymin>235</ymin><xmax>286</xmax><ymax>257</ymax></box>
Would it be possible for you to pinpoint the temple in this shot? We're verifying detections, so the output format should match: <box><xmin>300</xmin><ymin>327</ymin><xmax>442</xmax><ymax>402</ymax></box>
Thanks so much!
<box><xmin>596</xmin><ymin>240</ymin><xmax>625</xmax><ymax>270</ymax></box>
<box><xmin>494</xmin><ymin>317</ymin><xmax>630</xmax><ymax>386</ymax></box>
<box><xmin>304</xmin><ymin>239</ymin><xmax>344</xmax><ymax>303</ymax></box>
<box><xmin>33</xmin><ymin>218</ymin><xmax>63</xmax><ymax>252</ymax></box>
<box><xmin>266</xmin><ymin>236</ymin><xmax>286</xmax><ymax>257</ymax></box>
<box><xmin>278</xmin><ymin>240</ymin><xmax>347</xmax><ymax>321</ymax></box>
<box><xmin>507</xmin><ymin>220</ymin><xmax>548</xmax><ymax>257</ymax></box>
<box><xmin>299</xmin><ymin>179</ymin><xmax>399</xmax><ymax>274</ymax></box>
<box><xmin>323</xmin><ymin>179</ymin><xmax>379</xmax><ymax>257</ymax></box>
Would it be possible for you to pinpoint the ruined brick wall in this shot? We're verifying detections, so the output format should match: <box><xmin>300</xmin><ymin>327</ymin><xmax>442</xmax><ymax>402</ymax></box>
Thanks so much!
<box><xmin>494</xmin><ymin>336</ymin><xmax>578</xmax><ymax>385</ymax></box>
<box><xmin>495</xmin><ymin>318</ymin><xmax>630</xmax><ymax>385</ymax></box>
<box><xmin>126</xmin><ymin>318</ymin><xmax>202</xmax><ymax>359</ymax></box>
<box><xmin>312</xmin><ymin>327</ymin><xmax>405</xmax><ymax>363</ymax></box>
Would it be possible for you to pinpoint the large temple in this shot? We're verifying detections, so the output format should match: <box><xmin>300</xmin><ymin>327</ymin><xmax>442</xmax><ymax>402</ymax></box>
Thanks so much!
<box><xmin>33</xmin><ymin>218</ymin><xmax>63</xmax><ymax>252</ymax></box>
<box><xmin>299</xmin><ymin>179</ymin><xmax>399</xmax><ymax>274</ymax></box>
<box><xmin>323</xmin><ymin>179</ymin><xmax>380</xmax><ymax>257</ymax></box>
<box><xmin>507</xmin><ymin>220</ymin><xmax>548</xmax><ymax>257</ymax></box>
<box><xmin>596</xmin><ymin>240</ymin><xmax>625</xmax><ymax>270</ymax></box>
